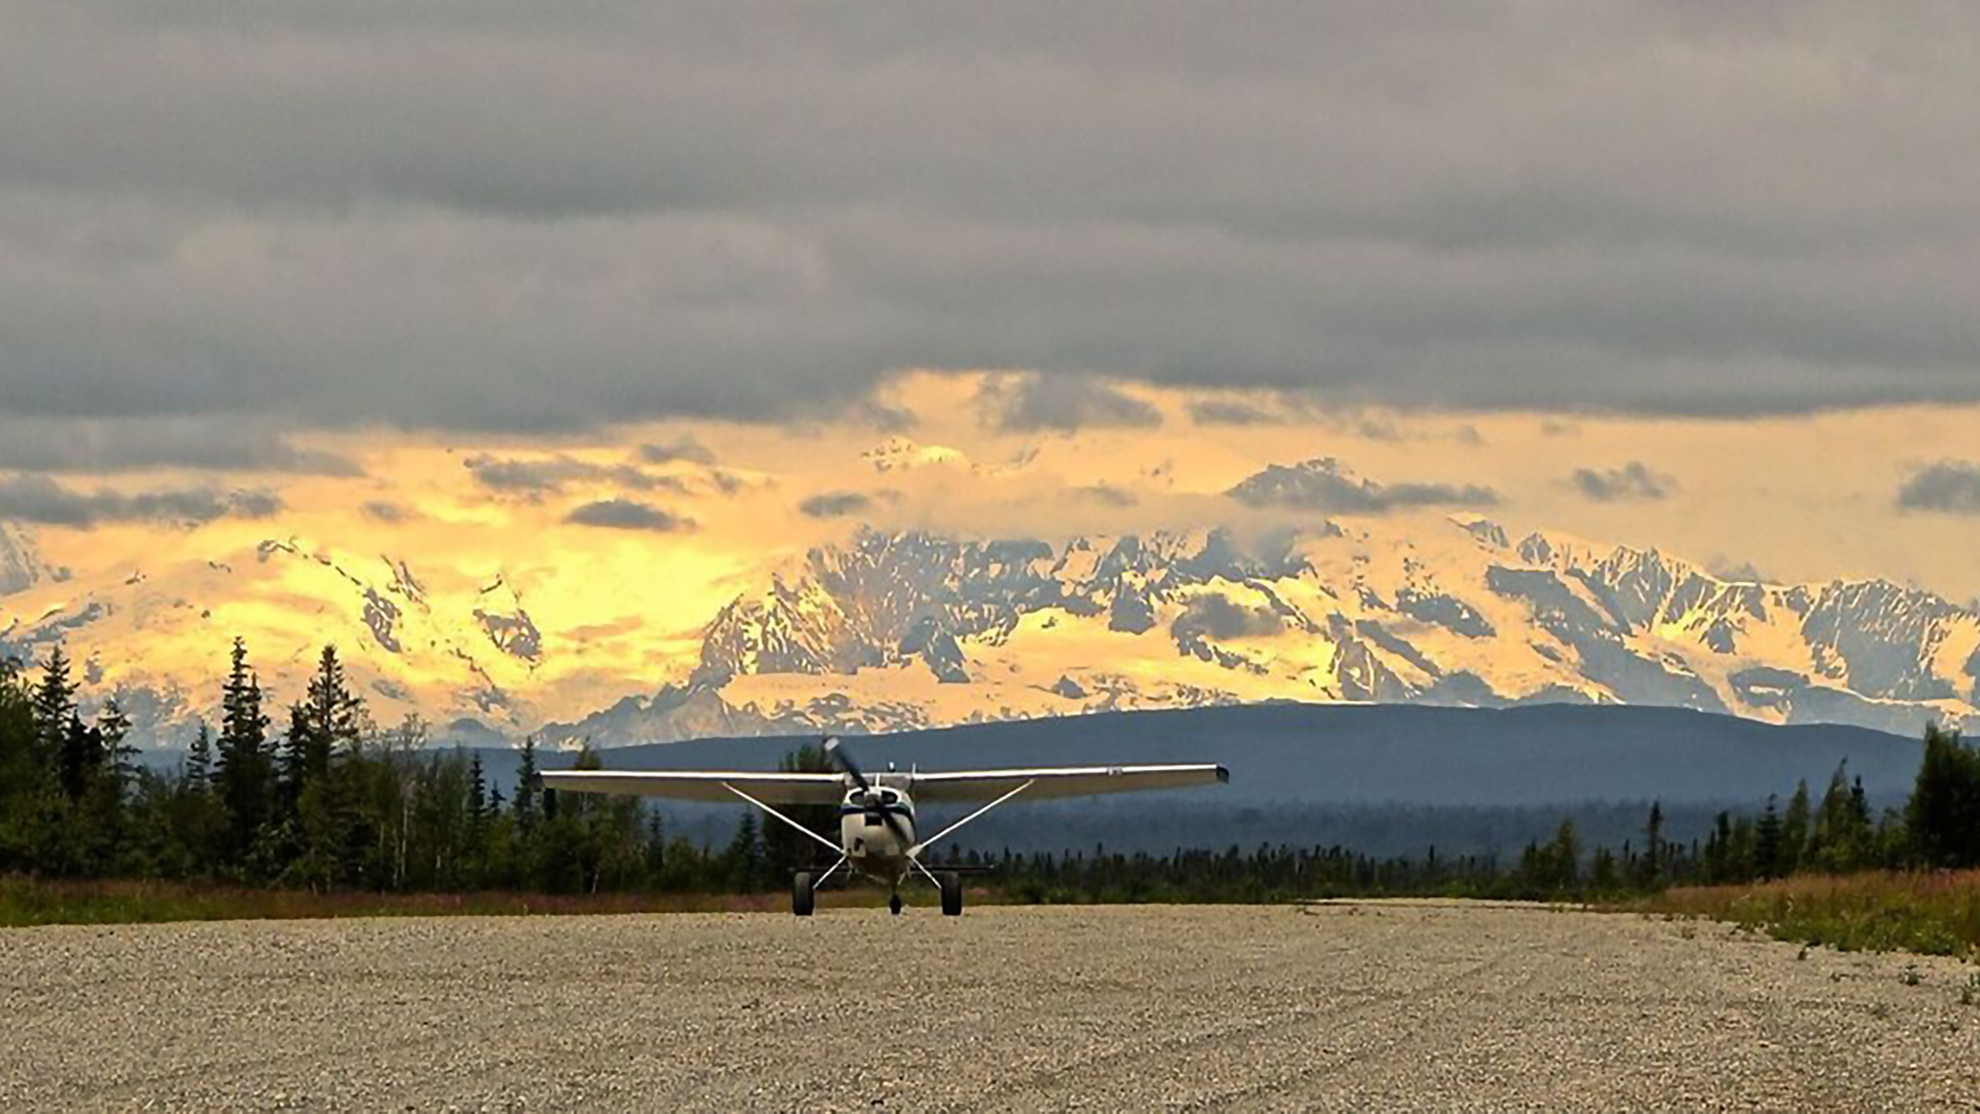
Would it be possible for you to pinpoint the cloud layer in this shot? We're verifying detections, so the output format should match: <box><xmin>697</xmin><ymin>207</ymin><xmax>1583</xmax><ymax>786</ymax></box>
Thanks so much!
<box><xmin>1228</xmin><ymin>458</ymin><xmax>1497</xmax><ymax>514</ymax></box>
<box><xmin>1898</xmin><ymin>462</ymin><xmax>1980</xmax><ymax>515</ymax></box>
<box><xmin>563</xmin><ymin>499</ymin><xmax>691</xmax><ymax>532</ymax></box>
<box><xmin>0</xmin><ymin>475</ymin><xmax>281</xmax><ymax>527</ymax></box>
<box><xmin>1570</xmin><ymin>462</ymin><xmax>1677</xmax><ymax>503</ymax></box>
<box><xmin>797</xmin><ymin>492</ymin><xmax>872</xmax><ymax>519</ymax></box>
<box><xmin>6</xmin><ymin>3</ymin><xmax>1980</xmax><ymax>432</ymax></box>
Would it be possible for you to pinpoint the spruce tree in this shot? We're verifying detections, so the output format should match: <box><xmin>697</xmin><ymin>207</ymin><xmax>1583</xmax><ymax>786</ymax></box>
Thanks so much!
<box><xmin>31</xmin><ymin>646</ymin><xmax>76</xmax><ymax>766</ymax></box>
<box><xmin>1780</xmin><ymin>781</ymin><xmax>1811</xmax><ymax>876</ymax></box>
<box><xmin>186</xmin><ymin>724</ymin><xmax>214</xmax><ymax>794</ymax></box>
<box><xmin>214</xmin><ymin>638</ymin><xmax>272</xmax><ymax>861</ymax></box>
<box><xmin>468</xmin><ymin>752</ymin><xmax>488</xmax><ymax>831</ymax></box>
<box><xmin>514</xmin><ymin>735</ymin><xmax>541</xmax><ymax>831</ymax></box>
<box><xmin>284</xmin><ymin>645</ymin><xmax>361</xmax><ymax>801</ymax></box>
<box><xmin>96</xmin><ymin>699</ymin><xmax>135</xmax><ymax>793</ymax></box>
<box><xmin>725</xmin><ymin>811</ymin><xmax>764</xmax><ymax>893</ymax></box>
<box><xmin>1639</xmin><ymin>801</ymin><xmax>1665</xmax><ymax>885</ymax></box>
<box><xmin>466</xmin><ymin>751</ymin><xmax>489</xmax><ymax>881</ymax></box>
<box><xmin>1906</xmin><ymin>723</ymin><xmax>1980</xmax><ymax>869</ymax></box>
<box><xmin>58</xmin><ymin>712</ymin><xmax>102</xmax><ymax>803</ymax></box>
<box><xmin>1754</xmin><ymin>795</ymin><xmax>1783</xmax><ymax>879</ymax></box>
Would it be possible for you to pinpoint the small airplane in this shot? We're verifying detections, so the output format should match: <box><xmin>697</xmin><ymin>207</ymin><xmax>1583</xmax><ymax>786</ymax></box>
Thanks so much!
<box><xmin>538</xmin><ymin>737</ymin><xmax>1228</xmax><ymax>916</ymax></box>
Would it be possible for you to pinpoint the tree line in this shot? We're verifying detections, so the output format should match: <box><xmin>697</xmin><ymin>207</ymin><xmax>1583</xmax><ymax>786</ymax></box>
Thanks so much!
<box><xmin>4</xmin><ymin>640</ymin><xmax>1980</xmax><ymax>902</ymax></box>
<box><xmin>0</xmin><ymin>641</ymin><xmax>834</xmax><ymax>895</ymax></box>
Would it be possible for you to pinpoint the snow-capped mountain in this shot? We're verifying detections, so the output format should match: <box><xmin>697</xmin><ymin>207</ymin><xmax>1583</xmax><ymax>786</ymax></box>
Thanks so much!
<box><xmin>541</xmin><ymin>517</ymin><xmax>1980</xmax><ymax>746</ymax></box>
<box><xmin>0</xmin><ymin>533</ymin><xmax>555</xmax><ymax>746</ymax></box>
<box><xmin>5</xmin><ymin>513</ymin><xmax>1977</xmax><ymax>748</ymax></box>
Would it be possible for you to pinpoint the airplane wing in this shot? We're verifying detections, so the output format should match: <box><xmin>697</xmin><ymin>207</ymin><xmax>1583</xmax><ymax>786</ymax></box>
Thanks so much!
<box><xmin>907</xmin><ymin>763</ymin><xmax>1228</xmax><ymax>802</ymax></box>
<box><xmin>537</xmin><ymin>769</ymin><xmax>846</xmax><ymax>804</ymax></box>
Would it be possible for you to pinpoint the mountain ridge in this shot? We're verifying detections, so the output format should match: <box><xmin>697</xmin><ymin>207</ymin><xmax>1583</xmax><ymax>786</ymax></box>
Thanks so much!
<box><xmin>3</xmin><ymin>510</ymin><xmax>1976</xmax><ymax>748</ymax></box>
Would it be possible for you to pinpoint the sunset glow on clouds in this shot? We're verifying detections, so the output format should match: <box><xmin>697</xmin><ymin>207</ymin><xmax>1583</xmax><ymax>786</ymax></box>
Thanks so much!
<box><xmin>17</xmin><ymin>370</ymin><xmax>1980</xmax><ymax>648</ymax></box>
<box><xmin>5</xmin><ymin>4</ymin><xmax>1980</xmax><ymax>737</ymax></box>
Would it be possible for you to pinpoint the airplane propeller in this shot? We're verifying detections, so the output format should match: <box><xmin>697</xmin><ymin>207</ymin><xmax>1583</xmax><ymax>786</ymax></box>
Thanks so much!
<box><xmin>825</xmin><ymin>736</ymin><xmax>915</xmax><ymax>853</ymax></box>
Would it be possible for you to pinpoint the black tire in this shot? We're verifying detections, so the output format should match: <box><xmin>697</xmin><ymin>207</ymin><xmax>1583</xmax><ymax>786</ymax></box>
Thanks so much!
<box><xmin>940</xmin><ymin>872</ymin><xmax>963</xmax><ymax>917</ymax></box>
<box><xmin>792</xmin><ymin>871</ymin><xmax>814</xmax><ymax>917</ymax></box>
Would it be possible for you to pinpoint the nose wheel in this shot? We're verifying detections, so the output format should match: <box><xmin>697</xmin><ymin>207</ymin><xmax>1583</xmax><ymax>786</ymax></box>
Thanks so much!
<box><xmin>888</xmin><ymin>893</ymin><xmax>903</xmax><ymax>916</ymax></box>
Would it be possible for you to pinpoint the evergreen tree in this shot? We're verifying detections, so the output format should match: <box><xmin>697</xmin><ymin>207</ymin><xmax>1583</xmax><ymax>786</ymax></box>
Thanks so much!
<box><xmin>645</xmin><ymin>808</ymin><xmax>667</xmax><ymax>877</ymax></box>
<box><xmin>1906</xmin><ymin>723</ymin><xmax>1980</xmax><ymax>869</ymax></box>
<box><xmin>1780</xmin><ymin>780</ymin><xmax>1811</xmax><ymax>876</ymax></box>
<box><xmin>0</xmin><ymin>657</ymin><xmax>46</xmax><ymax>872</ymax></box>
<box><xmin>283</xmin><ymin>645</ymin><xmax>362</xmax><ymax>803</ymax></box>
<box><xmin>1545</xmin><ymin>817</ymin><xmax>1581</xmax><ymax>891</ymax></box>
<box><xmin>57</xmin><ymin>712</ymin><xmax>103</xmax><ymax>803</ymax></box>
<box><xmin>186</xmin><ymin>724</ymin><xmax>214</xmax><ymax>794</ymax></box>
<box><xmin>1811</xmin><ymin>760</ymin><xmax>1872</xmax><ymax>872</ymax></box>
<box><xmin>761</xmin><ymin>742</ymin><xmax>834</xmax><ymax>878</ymax></box>
<box><xmin>1753</xmin><ymin>796</ymin><xmax>1783</xmax><ymax>879</ymax></box>
<box><xmin>468</xmin><ymin>752</ymin><xmax>488</xmax><ymax>836</ymax></box>
<box><xmin>213</xmin><ymin>638</ymin><xmax>272</xmax><ymax>863</ymax></box>
<box><xmin>31</xmin><ymin>645</ymin><xmax>76</xmax><ymax>766</ymax></box>
<box><xmin>1589</xmin><ymin>845</ymin><xmax>1619</xmax><ymax>892</ymax></box>
<box><xmin>724</xmin><ymin>812</ymin><xmax>765</xmax><ymax>893</ymax></box>
<box><xmin>96</xmin><ymin>699</ymin><xmax>136</xmax><ymax>795</ymax></box>
<box><xmin>1702</xmin><ymin>811</ymin><xmax>1734</xmax><ymax>882</ymax></box>
<box><xmin>1637</xmin><ymin>801</ymin><xmax>1665</xmax><ymax>885</ymax></box>
<box><xmin>514</xmin><ymin>735</ymin><xmax>541</xmax><ymax>833</ymax></box>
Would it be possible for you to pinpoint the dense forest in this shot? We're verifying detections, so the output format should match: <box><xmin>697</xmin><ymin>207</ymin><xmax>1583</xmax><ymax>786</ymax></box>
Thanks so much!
<box><xmin>4</xmin><ymin>640</ymin><xmax>1980</xmax><ymax>903</ymax></box>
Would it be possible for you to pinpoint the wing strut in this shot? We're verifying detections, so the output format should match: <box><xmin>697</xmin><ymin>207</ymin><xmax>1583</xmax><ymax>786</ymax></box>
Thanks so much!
<box><xmin>908</xmin><ymin>779</ymin><xmax>1034</xmax><ymax>859</ymax></box>
<box><xmin>722</xmin><ymin>782</ymin><xmax>842</xmax><ymax>855</ymax></box>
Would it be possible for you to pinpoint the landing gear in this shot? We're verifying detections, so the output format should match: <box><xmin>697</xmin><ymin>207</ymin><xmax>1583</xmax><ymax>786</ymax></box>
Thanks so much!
<box><xmin>888</xmin><ymin>893</ymin><xmax>904</xmax><ymax>916</ymax></box>
<box><xmin>940</xmin><ymin>872</ymin><xmax>963</xmax><ymax>917</ymax></box>
<box><xmin>792</xmin><ymin>871</ymin><xmax>814</xmax><ymax>917</ymax></box>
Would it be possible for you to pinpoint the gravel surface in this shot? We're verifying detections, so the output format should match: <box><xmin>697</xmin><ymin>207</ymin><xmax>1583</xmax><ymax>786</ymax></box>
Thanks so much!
<box><xmin>4</xmin><ymin>901</ymin><xmax>1978</xmax><ymax>1111</ymax></box>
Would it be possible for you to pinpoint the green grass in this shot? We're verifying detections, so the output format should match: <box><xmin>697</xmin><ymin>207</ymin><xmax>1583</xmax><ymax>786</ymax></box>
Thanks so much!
<box><xmin>1640</xmin><ymin>870</ymin><xmax>1980</xmax><ymax>960</ymax></box>
<box><xmin>0</xmin><ymin>875</ymin><xmax>919</xmax><ymax>927</ymax></box>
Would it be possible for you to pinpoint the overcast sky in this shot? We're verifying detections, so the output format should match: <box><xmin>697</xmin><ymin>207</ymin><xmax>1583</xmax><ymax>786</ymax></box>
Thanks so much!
<box><xmin>4</xmin><ymin>0</ymin><xmax>1978</xmax><ymax>440</ymax></box>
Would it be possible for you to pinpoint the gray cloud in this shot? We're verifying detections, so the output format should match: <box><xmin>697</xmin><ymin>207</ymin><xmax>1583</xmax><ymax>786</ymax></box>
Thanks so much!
<box><xmin>1189</xmin><ymin>400</ymin><xmax>1284</xmax><ymax>426</ymax></box>
<box><xmin>1228</xmin><ymin>458</ymin><xmax>1498</xmax><ymax>514</ymax></box>
<box><xmin>463</xmin><ymin>454</ymin><xmax>683</xmax><ymax>498</ymax></box>
<box><xmin>638</xmin><ymin>437</ymin><xmax>716</xmax><ymax>466</ymax></box>
<box><xmin>979</xmin><ymin>374</ymin><xmax>1161</xmax><ymax>433</ymax></box>
<box><xmin>0</xmin><ymin>416</ymin><xmax>358</xmax><ymax>475</ymax></box>
<box><xmin>849</xmin><ymin>398</ymin><xmax>918</xmax><ymax>434</ymax></box>
<box><xmin>1172</xmin><ymin>593</ymin><xmax>1284</xmax><ymax>641</ymax></box>
<box><xmin>360</xmin><ymin>500</ymin><xmax>415</xmax><ymax>524</ymax></box>
<box><xmin>0</xmin><ymin>474</ymin><xmax>282</xmax><ymax>527</ymax></box>
<box><xmin>797</xmin><ymin>491</ymin><xmax>872</xmax><ymax>519</ymax></box>
<box><xmin>6</xmin><ymin>4</ymin><xmax>1980</xmax><ymax>431</ymax></box>
<box><xmin>564</xmin><ymin>499</ymin><xmax>692</xmax><ymax>532</ymax></box>
<box><xmin>1570</xmin><ymin>462</ymin><xmax>1677</xmax><ymax>503</ymax></box>
<box><xmin>1076</xmin><ymin>484</ymin><xmax>1139</xmax><ymax>508</ymax></box>
<box><xmin>1897</xmin><ymin>461</ymin><xmax>1980</xmax><ymax>515</ymax></box>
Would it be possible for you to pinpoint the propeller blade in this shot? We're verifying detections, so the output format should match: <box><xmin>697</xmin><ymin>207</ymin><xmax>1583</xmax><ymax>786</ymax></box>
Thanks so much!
<box><xmin>824</xmin><ymin>736</ymin><xmax>868</xmax><ymax>790</ymax></box>
<box><xmin>827</xmin><ymin>736</ymin><xmax>914</xmax><ymax>850</ymax></box>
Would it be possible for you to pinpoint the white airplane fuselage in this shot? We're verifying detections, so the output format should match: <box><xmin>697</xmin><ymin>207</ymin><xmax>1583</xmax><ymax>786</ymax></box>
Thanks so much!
<box><xmin>839</xmin><ymin>785</ymin><xmax>917</xmax><ymax>886</ymax></box>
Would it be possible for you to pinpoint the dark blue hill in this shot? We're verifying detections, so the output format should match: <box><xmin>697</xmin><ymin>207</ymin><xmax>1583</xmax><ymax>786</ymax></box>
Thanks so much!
<box><xmin>466</xmin><ymin>704</ymin><xmax>1922</xmax><ymax>857</ymax></box>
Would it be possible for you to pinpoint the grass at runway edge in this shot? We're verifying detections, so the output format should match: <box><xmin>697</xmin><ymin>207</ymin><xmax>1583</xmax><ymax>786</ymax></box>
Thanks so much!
<box><xmin>10</xmin><ymin>871</ymin><xmax>1980</xmax><ymax>966</ymax></box>
<box><xmin>0</xmin><ymin>875</ymin><xmax>935</xmax><ymax>926</ymax></box>
<box><xmin>1636</xmin><ymin>870</ymin><xmax>1980</xmax><ymax>960</ymax></box>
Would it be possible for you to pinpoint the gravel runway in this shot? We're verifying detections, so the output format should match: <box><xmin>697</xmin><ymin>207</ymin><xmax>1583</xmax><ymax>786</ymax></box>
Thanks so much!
<box><xmin>4</xmin><ymin>902</ymin><xmax>1978</xmax><ymax>1111</ymax></box>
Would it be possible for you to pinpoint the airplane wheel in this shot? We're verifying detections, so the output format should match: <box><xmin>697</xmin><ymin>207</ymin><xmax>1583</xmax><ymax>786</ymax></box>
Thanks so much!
<box><xmin>792</xmin><ymin>872</ymin><xmax>814</xmax><ymax>917</ymax></box>
<box><xmin>940</xmin><ymin>872</ymin><xmax>963</xmax><ymax>917</ymax></box>
<box><xmin>888</xmin><ymin>893</ymin><xmax>903</xmax><ymax>916</ymax></box>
